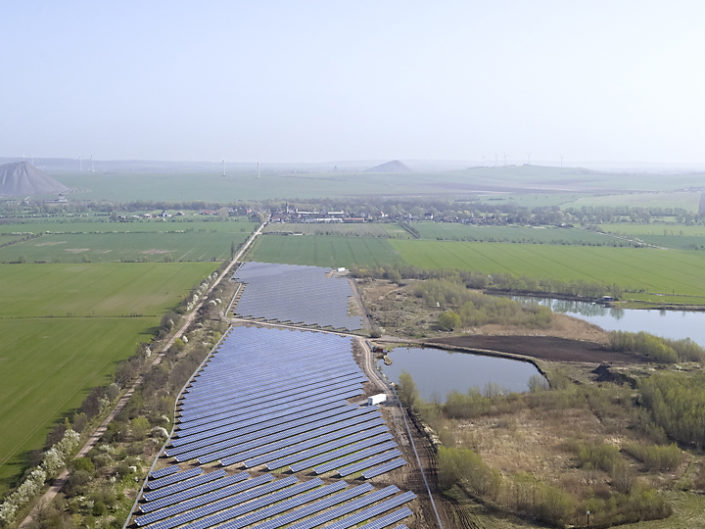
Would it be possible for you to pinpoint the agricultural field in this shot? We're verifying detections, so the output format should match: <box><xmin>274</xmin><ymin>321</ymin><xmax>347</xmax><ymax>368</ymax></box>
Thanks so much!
<box><xmin>0</xmin><ymin>231</ymin><xmax>246</xmax><ymax>263</ymax></box>
<box><xmin>0</xmin><ymin>218</ymin><xmax>257</xmax><ymax>235</ymax></box>
<box><xmin>411</xmin><ymin>222</ymin><xmax>630</xmax><ymax>246</ymax></box>
<box><xmin>389</xmin><ymin>239</ymin><xmax>705</xmax><ymax>305</ymax></box>
<box><xmin>0</xmin><ymin>218</ymin><xmax>256</xmax><ymax>263</ymax></box>
<box><xmin>264</xmin><ymin>221</ymin><xmax>409</xmax><ymax>238</ymax></box>
<box><xmin>599</xmin><ymin>223</ymin><xmax>705</xmax><ymax>250</ymax></box>
<box><xmin>599</xmin><ymin>223</ymin><xmax>705</xmax><ymax>237</ymax></box>
<box><xmin>563</xmin><ymin>190</ymin><xmax>701</xmax><ymax>213</ymax></box>
<box><xmin>0</xmin><ymin>318</ymin><xmax>153</xmax><ymax>488</ymax></box>
<box><xmin>247</xmin><ymin>234</ymin><xmax>403</xmax><ymax>268</ymax></box>
<box><xmin>0</xmin><ymin>261</ymin><xmax>219</xmax><ymax>494</ymax></box>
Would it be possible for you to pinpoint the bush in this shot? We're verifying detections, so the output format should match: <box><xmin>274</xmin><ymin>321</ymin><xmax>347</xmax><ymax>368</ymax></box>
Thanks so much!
<box><xmin>623</xmin><ymin>443</ymin><xmax>682</xmax><ymax>472</ymax></box>
<box><xmin>437</xmin><ymin>446</ymin><xmax>501</xmax><ymax>498</ymax></box>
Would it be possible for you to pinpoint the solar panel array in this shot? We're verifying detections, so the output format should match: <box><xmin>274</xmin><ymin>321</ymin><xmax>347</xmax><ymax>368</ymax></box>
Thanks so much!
<box><xmin>126</xmin><ymin>326</ymin><xmax>414</xmax><ymax>529</ymax></box>
<box><xmin>232</xmin><ymin>262</ymin><xmax>362</xmax><ymax>330</ymax></box>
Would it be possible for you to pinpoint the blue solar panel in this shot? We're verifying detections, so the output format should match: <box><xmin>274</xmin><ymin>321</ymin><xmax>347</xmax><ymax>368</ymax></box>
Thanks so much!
<box><xmin>145</xmin><ymin>475</ymin><xmax>295</xmax><ymax>529</ymax></box>
<box><xmin>179</xmin><ymin>372</ymin><xmax>365</xmax><ymax>417</ymax></box>
<box><xmin>139</xmin><ymin>472</ymin><xmax>248</xmax><ymax>513</ymax></box>
<box><xmin>180</xmin><ymin>371</ymin><xmax>365</xmax><ymax>418</ymax></box>
<box><xmin>238</xmin><ymin>419</ymin><xmax>387</xmax><ymax>468</ymax></box>
<box><xmin>232</xmin><ymin>262</ymin><xmax>362</xmax><ymax>330</ymax></box>
<box><xmin>177</xmin><ymin>478</ymin><xmax>322</xmax><ymax>529</ymax></box>
<box><xmin>247</xmin><ymin>483</ymin><xmax>373</xmax><ymax>529</ymax></box>
<box><xmin>174</xmin><ymin>394</ymin><xmax>356</xmax><ymax>439</ymax></box>
<box><xmin>211</xmin><ymin>480</ymin><xmax>345</xmax><ymax>529</ymax></box>
<box><xmin>177</xmin><ymin>387</ymin><xmax>364</xmax><ymax>434</ymax></box>
<box><xmin>146</xmin><ymin>468</ymin><xmax>203</xmax><ymax>490</ymax></box>
<box><xmin>168</xmin><ymin>403</ymin><xmax>353</xmax><ymax>454</ymax></box>
<box><xmin>170</xmin><ymin>401</ymin><xmax>348</xmax><ymax>447</ymax></box>
<box><xmin>243</xmin><ymin>424</ymin><xmax>389</xmax><ymax>470</ymax></box>
<box><xmin>178</xmin><ymin>379</ymin><xmax>364</xmax><ymax>428</ymax></box>
<box><xmin>210</xmin><ymin>416</ymin><xmax>385</xmax><ymax>467</ymax></box>
<box><xmin>135</xmin><ymin>473</ymin><xmax>273</xmax><ymax>526</ymax></box>
<box><xmin>269</xmin><ymin>436</ymin><xmax>394</xmax><ymax>472</ymax></box>
<box><xmin>353</xmin><ymin>508</ymin><xmax>413</xmax><ymax>529</ymax></box>
<box><xmin>325</xmin><ymin>491</ymin><xmax>416</xmax><ymax>529</ymax></box>
<box><xmin>311</xmin><ymin>444</ymin><xmax>399</xmax><ymax>475</ymax></box>
<box><xmin>283</xmin><ymin>486</ymin><xmax>401</xmax><ymax>529</ymax></box>
<box><xmin>362</xmin><ymin>459</ymin><xmax>407</xmax><ymax>479</ymax></box>
<box><xmin>143</xmin><ymin>471</ymin><xmax>227</xmax><ymax>502</ymax></box>
<box><xmin>175</xmin><ymin>406</ymin><xmax>378</xmax><ymax>463</ymax></box>
<box><xmin>289</xmin><ymin>435</ymin><xmax>395</xmax><ymax>473</ymax></box>
<box><xmin>337</xmin><ymin>449</ymin><xmax>402</xmax><ymax>477</ymax></box>
<box><xmin>149</xmin><ymin>466</ymin><xmax>180</xmax><ymax>479</ymax></box>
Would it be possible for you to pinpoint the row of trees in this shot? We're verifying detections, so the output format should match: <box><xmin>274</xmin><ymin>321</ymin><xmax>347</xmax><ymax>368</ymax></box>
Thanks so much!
<box><xmin>353</xmin><ymin>264</ymin><xmax>623</xmax><ymax>300</ymax></box>
<box><xmin>608</xmin><ymin>331</ymin><xmax>705</xmax><ymax>363</ymax></box>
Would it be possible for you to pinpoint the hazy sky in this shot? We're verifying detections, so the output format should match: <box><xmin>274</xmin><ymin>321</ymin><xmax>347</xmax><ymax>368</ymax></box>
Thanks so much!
<box><xmin>2</xmin><ymin>1</ymin><xmax>704</xmax><ymax>164</ymax></box>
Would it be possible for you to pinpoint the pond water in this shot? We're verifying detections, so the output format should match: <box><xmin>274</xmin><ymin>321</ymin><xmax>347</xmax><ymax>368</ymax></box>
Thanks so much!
<box><xmin>378</xmin><ymin>346</ymin><xmax>544</xmax><ymax>402</ymax></box>
<box><xmin>514</xmin><ymin>296</ymin><xmax>705</xmax><ymax>347</ymax></box>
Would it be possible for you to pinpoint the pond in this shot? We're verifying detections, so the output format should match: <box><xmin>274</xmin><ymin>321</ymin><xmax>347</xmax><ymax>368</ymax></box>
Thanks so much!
<box><xmin>514</xmin><ymin>296</ymin><xmax>705</xmax><ymax>347</ymax></box>
<box><xmin>378</xmin><ymin>346</ymin><xmax>545</xmax><ymax>402</ymax></box>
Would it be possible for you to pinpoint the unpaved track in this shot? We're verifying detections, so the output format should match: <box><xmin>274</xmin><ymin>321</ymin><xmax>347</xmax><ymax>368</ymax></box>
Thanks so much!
<box><xmin>18</xmin><ymin>221</ymin><xmax>266</xmax><ymax>529</ymax></box>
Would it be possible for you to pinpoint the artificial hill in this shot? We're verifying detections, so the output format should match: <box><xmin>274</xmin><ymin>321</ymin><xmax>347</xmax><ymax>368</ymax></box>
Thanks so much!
<box><xmin>0</xmin><ymin>161</ymin><xmax>68</xmax><ymax>196</ymax></box>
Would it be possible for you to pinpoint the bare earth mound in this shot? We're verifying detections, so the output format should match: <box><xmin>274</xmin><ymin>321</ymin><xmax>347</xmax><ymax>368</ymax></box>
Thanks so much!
<box><xmin>365</xmin><ymin>159</ymin><xmax>412</xmax><ymax>173</ymax></box>
<box><xmin>0</xmin><ymin>161</ymin><xmax>68</xmax><ymax>196</ymax></box>
<box><xmin>426</xmin><ymin>335</ymin><xmax>643</xmax><ymax>363</ymax></box>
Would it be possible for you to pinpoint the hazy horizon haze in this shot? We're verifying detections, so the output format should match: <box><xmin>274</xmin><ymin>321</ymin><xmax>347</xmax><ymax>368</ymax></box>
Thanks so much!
<box><xmin>2</xmin><ymin>1</ymin><xmax>704</xmax><ymax>165</ymax></box>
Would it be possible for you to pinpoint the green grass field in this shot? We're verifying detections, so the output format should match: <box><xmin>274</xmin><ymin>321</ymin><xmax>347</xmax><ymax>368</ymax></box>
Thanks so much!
<box><xmin>599</xmin><ymin>223</ymin><xmax>705</xmax><ymax>236</ymax></box>
<box><xmin>411</xmin><ymin>222</ymin><xmax>630</xmax><ymax>246</ymax></box>
<box><xmin>564</xmin><ymin>190</ymin><xmax>701</xmax><ymax>212</ymax></box>
<box><xmin>0</xmin><ymin>261</ymin><xmax>217</xmax><ymax>493</ymax></box>
<box><xmin>0</xmin><ymin>218</ymin><xmax>257</xmax><ymax>234</ymax></box>
<box><xmin>0</xmin><ymin>318</ymin><xmax>154</xmax><ymax>488</ymax></box>
<box><xmin>389</xmin><ymin>240</ymin><xmax>705</xmax><ymax>304</ymax></box>
<box><xmin>264</xmin><ymin>222</ymin><xmax>409</xmax><ymax>238</ymax></box>
<box><xmin>248</xmin><ymin>234</ymin><xmax>403</xmax><ymax>268</ymax></box>
<box><xmin>0</xmin><ymin>231</ymin><xmax>249</xmax><ymax>263</ymax></box>
<box><xmin>0</xmin><ymin>218</ymin><xmax>256</xmax><ymax>263</ymax></box>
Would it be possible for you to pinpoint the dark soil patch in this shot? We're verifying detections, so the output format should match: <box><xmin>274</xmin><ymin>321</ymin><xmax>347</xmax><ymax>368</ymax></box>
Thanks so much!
<box><xmin>426</xmin><ymin>335</ymin><xmax>645</xmax><ymax>363</ymax></box>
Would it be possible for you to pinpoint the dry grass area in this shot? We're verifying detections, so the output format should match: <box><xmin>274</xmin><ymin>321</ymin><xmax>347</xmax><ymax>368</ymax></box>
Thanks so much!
<box><xmin>358</xmin><ymin>277</ymin><xmax>607</xmax><ymax>342</ymax></box>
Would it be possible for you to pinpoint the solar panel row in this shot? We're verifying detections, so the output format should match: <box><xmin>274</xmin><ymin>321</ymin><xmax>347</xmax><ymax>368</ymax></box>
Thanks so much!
<box><xmin>214</xmin><ymin>417</ymin><xmax>386</xmax><ymax>467</ymax></box>
<box><xmin>288</xmin><ymin>434</ymin><xmax>395</xmax><ymax>473</ymax></box>
<box><xmin>170</xmin><ymin>401</ymin><xmax>348</xmax><ymax>446</ymax></box>
<box><xmin>232</xmin><ymin>262</ymin><xmax>362</xmax><ymax>330</ymax></box>
<box><xmin>354</xmin><ymin>508</ymin><xmax>413</xmax><ymax>529</ymax></box>
<box><xmin>337</xmin><ymin>449</ymin><xmax>402</xmax><ymax>477</ymax></box>
<box><xmin>149</xmin><ymin>466</ymin><xmax>180</xmax><ymax>480</ymax></box>
<box><xmin>142</xmin><ymin>471</ymin><xmax>227</xmax><ymax>502</ymax></box>
<box><xmin>179</xmin><ymin>371</ymin><xmax>364</xmax><ymax>417</ymax></box>
<box><xmin>283</xmin><ymin>485</ymin><xmax>400</xmax><ymax>529</ymax></box>
<box><xmin>136</xmin><ymin>474</ymin><xmax>273</xmax><ymax>526</ymax></box>
<box><xmin>324</xmin><ymin>492</ymin><xmax>416</xmax><ymax>529</ymax></box>
<box><xmin>172</xmin><ymin>405</ymin><xmax>377</xmax><ymax>463</ymax></box>
<box><xmin>308</xmin><ymin>442</ymin><xmax>398</xmax><ymax>475</ymax></box>
<box><xmin>139</xmin><ymin>472</ymin><xmax>248</xmax><ymax>513</ymax></box>
<box><xmin>182</xmin><ymin>360</ymin><xmax>358</xmax><ymax>405</ymax></box>
<box><xmin>362</xmin><ymin>458</ymin><xmax>407</xmax><ymax>479</ymax></box>
<box><xmin>238</xmin><ymin>420</ymin><xmax>388</xmax><ymax>469</ymax></box>
<box><xmin>177</xmin><ymin>478</ymin><xmax>324</xmax><ymax>529</ymax></box>
<box><xmin>177</xmin><ymin>386</ymin><xmax>364</xmax><ymax>433</ymax></box>
<box><xmin>146</xmin><ymin>468</ymin><xmax>203</xmax><ymax>490</ymax></box>
<box><xmin>247</xmin><ymin>483</ymin><xmax>373</xmax><ymax>529</ymax></box>
<box><xmin>210</xmin><ymin>480</ymin><xmax>349</xmax><ymax>529</ymax></box>
<box><xmin>145</xmin><ymin>475</ymin><xmax>296</xmax><ymax>529</ymax></box>
<box><xmin>177</xmin><ymin>377</ymin><xmax>365</xmax><ymax>427</ymax></box>
<box><xmin>168</xmin><ymin>403</ymin><xmax>355</xmax><ymax>455</ymax></box>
